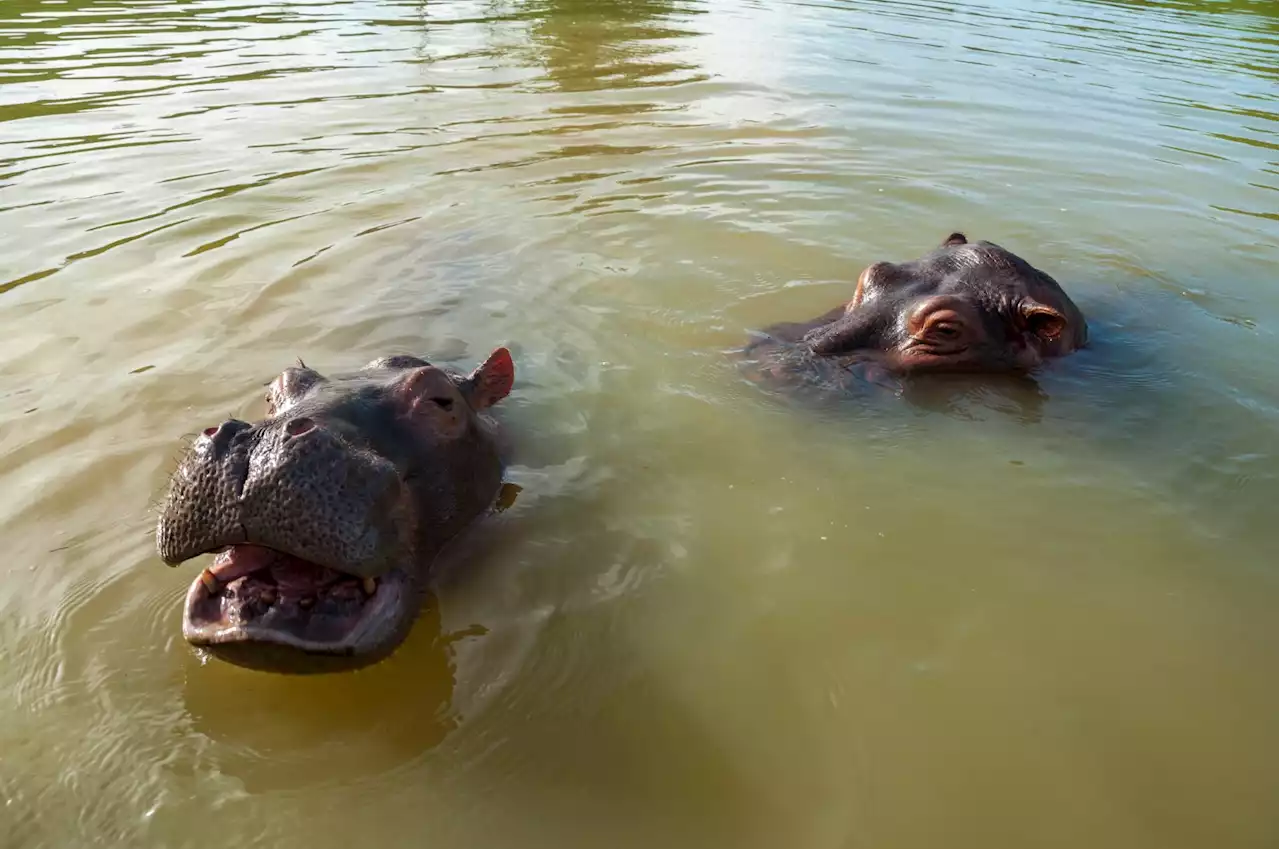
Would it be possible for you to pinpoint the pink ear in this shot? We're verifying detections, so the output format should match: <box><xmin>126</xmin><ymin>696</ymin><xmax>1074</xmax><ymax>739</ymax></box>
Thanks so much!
<box><xmin>1023</xmin><ymin>304</ymin><xmax>1067</xmax><ymax>341</ymax></box>
<box><xmin>463</xmin><ymin>347</ymin><xmax>514</xmax><ymax>410</ymax></box>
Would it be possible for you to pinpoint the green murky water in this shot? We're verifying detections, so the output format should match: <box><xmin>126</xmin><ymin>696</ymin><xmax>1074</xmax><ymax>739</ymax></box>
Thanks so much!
<box><xmin>0</xmin><ymin>0</ymin><xmax>1275</xmax><ymax>847</ymax></box>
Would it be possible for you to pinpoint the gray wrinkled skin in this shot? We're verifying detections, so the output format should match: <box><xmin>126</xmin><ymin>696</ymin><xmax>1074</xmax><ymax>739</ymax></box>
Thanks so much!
<box><xmin>156</xmin><ymin>348</ymin><xmax>515</xmax><ymax>673</ymax></box>
<box><xmin>158</xmin><ymin>418</ymin><xmax>404</xmax><ymax>579</ymax></box>
<box><xmin>740</xmin><ymin>233</ymin><xmax>1087</xmax><ymax>389</ymax></box>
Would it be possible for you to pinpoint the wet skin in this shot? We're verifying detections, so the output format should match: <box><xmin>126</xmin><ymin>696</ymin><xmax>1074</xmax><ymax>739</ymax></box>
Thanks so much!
<box><xmin>155</xmin><ymin>348</ymin><xmax>515</xmax><ymax>674</ymax></box>
<box><xmin>741</xmin><ymin>233</ymin><xmax>1088</xmax><ymax>390</ymax></box>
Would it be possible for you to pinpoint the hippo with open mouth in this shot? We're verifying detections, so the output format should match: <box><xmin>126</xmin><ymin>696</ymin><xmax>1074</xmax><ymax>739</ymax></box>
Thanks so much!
<box><xmin>741</xmin><ymin>233</ymin><xmax>1087</xmax><ymax>390</ymax></box>
<box><xmin>156</xmin><ymin>347</ymin><xmax>515</xmax><ymax>673</ymax></box>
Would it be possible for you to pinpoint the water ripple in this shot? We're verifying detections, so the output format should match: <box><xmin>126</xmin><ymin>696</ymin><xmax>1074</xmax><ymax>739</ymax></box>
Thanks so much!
<box><xmin>0</xmin><ymin>0</ymin><xmax>1275</xmax><ymax>846</ymax></box>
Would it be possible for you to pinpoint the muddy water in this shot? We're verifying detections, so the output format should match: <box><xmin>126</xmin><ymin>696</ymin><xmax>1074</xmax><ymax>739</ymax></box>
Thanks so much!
<box><xmin>0</xmin><ymin>0</ymin><xmax>1275</xmax><ymax>847</ymax></box>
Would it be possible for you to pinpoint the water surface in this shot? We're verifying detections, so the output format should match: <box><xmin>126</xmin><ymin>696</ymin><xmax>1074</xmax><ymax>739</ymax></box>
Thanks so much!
<box><xmin>0</xmin><ymin>0</ymin><xmax>1275</xmax><ymax>847</ymax></box>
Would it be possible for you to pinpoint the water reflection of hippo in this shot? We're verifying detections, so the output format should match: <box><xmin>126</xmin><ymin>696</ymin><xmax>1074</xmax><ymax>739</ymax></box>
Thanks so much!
<box><xmin>155</xmin><ymin>347</ymin><xmax>516</xmax><ymax>673</ymax></box>
<box><xmin>740</xmin><ymin>233</ymin><xmax>1088</xmax><ymax>392</ymax></box>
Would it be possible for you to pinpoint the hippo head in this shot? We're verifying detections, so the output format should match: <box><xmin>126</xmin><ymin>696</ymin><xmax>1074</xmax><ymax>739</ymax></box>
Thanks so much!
<box><xmin>156</xmin><ymin>348</ymin><xmax>515</xmax><ymax>673</ymax></box>
<box><xmin>775</xmin><ymin>234</ymin><xmax>1087</xmax><ymax>375</ymax></box>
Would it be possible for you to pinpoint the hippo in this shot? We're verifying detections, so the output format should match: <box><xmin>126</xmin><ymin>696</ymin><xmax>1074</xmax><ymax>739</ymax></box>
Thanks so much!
<box><xmin>740</xmin><ymin>233</ymin><xmax>1087</xmax><ymax>391</ymax></box>
<box><xmin>155</xmin><ymin>347</ymin><xmax>515</xmax><ymax>673</ymax></box>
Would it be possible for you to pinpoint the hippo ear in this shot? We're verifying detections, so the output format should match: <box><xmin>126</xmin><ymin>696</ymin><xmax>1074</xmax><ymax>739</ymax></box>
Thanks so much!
<box><xmin>461</xmin><ymin>347</ymin><xmax>514</xmax><ymax>410</ymax></box>
<box><xmin>942</xmin><ymin>232</ymin><xmax>967</xmax><ymax>247</ymax></box>
<box><xmin>1023</xmin><ymin>304</ymin><xmax>1067</xmax><ymax>341</ymax></box>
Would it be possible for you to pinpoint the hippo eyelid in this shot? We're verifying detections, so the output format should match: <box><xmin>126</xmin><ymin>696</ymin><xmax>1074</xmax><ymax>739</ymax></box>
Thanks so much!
<box><xmin>908</xmin><ymin>303</ymin><xmax>968</xmax><ymax>337</ymax></box>
<box><xmin>431</xmin><ymin>397</ymin><xmax>453</xmax><ymax>410</ymax></box>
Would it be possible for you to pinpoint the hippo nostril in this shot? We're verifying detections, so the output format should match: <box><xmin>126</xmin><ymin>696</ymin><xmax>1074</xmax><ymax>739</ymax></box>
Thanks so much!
<box><xmin>284</xmin><ymin>417</ymin><xmax>316</xmax><ymax>438</ymax></box>
<box><xmin>202</xmin><ymin>419</ymin><xmax>250</xmax><ymax>448</ymax></box>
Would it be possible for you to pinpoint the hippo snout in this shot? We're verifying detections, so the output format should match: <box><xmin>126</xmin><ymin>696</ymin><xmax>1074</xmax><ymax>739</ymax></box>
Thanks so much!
<box><xmin>158</xmin><ymin>416</ymin><xmax>406</xmax><ymax>580</ymax></box>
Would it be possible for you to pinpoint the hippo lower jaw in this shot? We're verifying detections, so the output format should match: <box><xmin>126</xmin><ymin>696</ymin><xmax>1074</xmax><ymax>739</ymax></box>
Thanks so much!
<box><xmin>180</xmin><ymin>544</ymin><xmax>420</xmax><ymax>673</ymax></box>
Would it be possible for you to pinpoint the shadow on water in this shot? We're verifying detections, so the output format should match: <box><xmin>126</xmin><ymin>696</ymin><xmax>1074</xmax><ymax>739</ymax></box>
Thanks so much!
<box><xmin>895</xmin><ymin>373</ymin><xmax>1050</xmax><ymax>424</ymax></box>
<box><xmin>175</xmin><ymin>490</ymin><xmax>539</xmax><ymax>795</ymax></box>
<box><xmin>180</xmin><ymin>596</ymin><xmax>476</xmax><ymax>793</ymax></box>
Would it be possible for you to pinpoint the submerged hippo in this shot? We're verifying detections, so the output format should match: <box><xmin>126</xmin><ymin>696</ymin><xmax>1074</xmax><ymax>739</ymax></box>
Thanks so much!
<box><xmin>741</xmin><ymin>233</ymin><xmax>1087</xmax><ymax>391</ymax></box>
<box><xmin>156</xmin><ymin>347</ymin><xmax>515</xmax><ymax>673</ymax></box>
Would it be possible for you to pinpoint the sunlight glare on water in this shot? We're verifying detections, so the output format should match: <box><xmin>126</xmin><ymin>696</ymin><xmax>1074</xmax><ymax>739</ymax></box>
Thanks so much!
<box><xmin>0</xmin><ymin>0</ymin><xmax>1275</xmax><ymax>847</ymax></box>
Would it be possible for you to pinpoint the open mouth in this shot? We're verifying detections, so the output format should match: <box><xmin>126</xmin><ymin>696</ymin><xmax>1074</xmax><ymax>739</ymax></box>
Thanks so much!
<box><xmin>183</xmin><ymin>544</ymin><xmax>409</xmax><ymax>654</ymax></box>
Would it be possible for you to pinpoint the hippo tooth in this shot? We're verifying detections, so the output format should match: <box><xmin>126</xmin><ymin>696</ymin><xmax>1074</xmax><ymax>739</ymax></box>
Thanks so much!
<box><xmin>200</xmin><ymin>569</ymin><xmax>220</xmax><ymax>594</ymax></box>
<box><xmin>362</xmin><ymin>577</ymin><xmax>377</xmax><ymax>596</ymax></box>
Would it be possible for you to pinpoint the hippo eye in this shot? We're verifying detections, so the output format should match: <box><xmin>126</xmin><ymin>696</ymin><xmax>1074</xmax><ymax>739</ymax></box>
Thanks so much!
<box><xmin>924</xmin><ymin>320</ymin><xmax>965</xmax><ymax>343</ymax></box>
<box><xmin>909</xmin><ymin>303</ymin><xmax>970</xmax><ymax>349</ymax></box>
<box><xmin>914</xmin><ymin>308</ymin><xmax>971</xmax><ymax>349</ymax></box>
<box><xmin>430</xmin><ymin>397</ymin><xmax>453</xmax><ymax>411</ymax></box>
